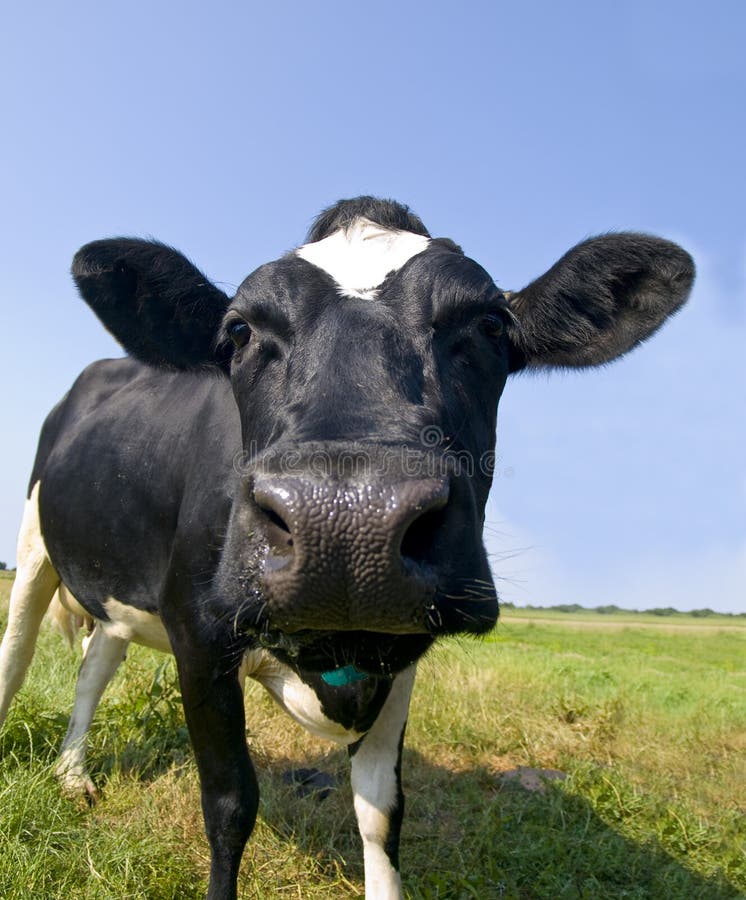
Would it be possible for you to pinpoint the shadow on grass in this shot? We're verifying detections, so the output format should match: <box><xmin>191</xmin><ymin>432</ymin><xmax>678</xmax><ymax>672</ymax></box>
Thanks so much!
<box><xmin>255</xmin><ymin>747</ymin><xmax>742</xmax><ymax>900</ymax></box>
<box><xmin>2</xmin><ymin>705</ymin><xmax>741</xmax><ymax>899</ymax></box>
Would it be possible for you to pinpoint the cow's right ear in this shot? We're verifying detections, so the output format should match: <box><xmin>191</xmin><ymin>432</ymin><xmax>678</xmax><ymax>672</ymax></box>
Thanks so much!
<box><xmin>72</xmin><ymin>238</ymin><xmax>232</xmax><ymax>371</ymax></box>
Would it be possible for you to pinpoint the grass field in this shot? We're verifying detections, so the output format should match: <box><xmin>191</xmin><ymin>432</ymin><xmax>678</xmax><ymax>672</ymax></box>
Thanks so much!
<box><xmin>0</xmin><ymin>569</ymin><xmax>744</xmax><ymax>899</ymax></box>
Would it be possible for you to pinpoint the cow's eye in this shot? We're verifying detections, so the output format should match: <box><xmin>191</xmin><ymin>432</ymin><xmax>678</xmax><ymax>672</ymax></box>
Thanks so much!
<box><xmin>481</xmin><ymin>312</ymin><xmax>506</xmax><ymax>339</ymax></box>
<box><xmin>227</xmin><ymin>320</ymin><xmax>251</xmax><ymax>350</ymax></box>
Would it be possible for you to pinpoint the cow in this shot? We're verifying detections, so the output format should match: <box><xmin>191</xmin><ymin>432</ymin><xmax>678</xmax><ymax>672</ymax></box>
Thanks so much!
<box><xmin>0</xmin><ymin>197</ymin><xmax>694</xmax><ymax>899</ymax></box>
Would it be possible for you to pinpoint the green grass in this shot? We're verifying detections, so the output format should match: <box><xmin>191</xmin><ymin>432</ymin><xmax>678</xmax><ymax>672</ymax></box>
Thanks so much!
<box><xmin>0</xmin><ymin>570</ymin><xmax>744</xmax><ymax>898</ymax></box>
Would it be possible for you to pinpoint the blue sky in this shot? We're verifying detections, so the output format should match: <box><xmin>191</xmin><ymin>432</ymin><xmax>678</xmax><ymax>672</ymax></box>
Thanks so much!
<box><xmin>1</xmin><ymin>1</ymin><xmax>743</xmax><ymax>612</ymax></box>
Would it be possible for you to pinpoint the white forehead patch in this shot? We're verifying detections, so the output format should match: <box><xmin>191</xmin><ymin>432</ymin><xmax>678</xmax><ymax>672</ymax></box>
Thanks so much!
<box><xmin>296</xmin><ymin>217</ymin><xmax>430</xmax><ymax>299</ymax></box>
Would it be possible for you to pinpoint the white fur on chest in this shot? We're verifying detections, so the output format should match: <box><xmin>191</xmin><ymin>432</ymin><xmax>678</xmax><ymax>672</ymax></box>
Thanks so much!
<box><xmin>241</xmin><ymin>649</ymin><xmax>363</xmax><ymax>744</ymax></box>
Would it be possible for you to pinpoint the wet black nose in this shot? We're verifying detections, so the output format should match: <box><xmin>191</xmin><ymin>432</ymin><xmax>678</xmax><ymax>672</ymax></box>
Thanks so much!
<box><xmin>251</xmin><ymin>475</ymin><xmax>450</xmax><ymax>632</ymax></box>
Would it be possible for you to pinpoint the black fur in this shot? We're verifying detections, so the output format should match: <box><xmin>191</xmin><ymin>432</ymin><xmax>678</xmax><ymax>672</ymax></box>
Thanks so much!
<box><xmin>307</xmin><ymin>196</ymin><xmax>430</xmax><ymax>241</ymax></box>
<box><xmin>72</xmin><ymin>239</ymin><xmax>231</xmax><ymax>370</ymax></box>
<box><xmin>508</xmin><ymin>232</ymin><xmax>694</xmax><ymax>368</ymax></box>
<box><xmin>383</xmin><ymin>724</ymin><xmax>407</xmax><ymax>872</ymax></box>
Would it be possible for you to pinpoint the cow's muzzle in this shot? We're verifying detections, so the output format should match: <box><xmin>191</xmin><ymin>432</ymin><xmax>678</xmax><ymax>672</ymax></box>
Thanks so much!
<box><xmin>250</xmin><ymin>473</ymin><xmax>450</xmax><ymax>634</ymax></box>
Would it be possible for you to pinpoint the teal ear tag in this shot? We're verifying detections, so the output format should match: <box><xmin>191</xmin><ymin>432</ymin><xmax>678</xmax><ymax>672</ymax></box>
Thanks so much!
<box><xmin>321</xmin><ymin>665</ymin><xmax>368</xmax><ymax>686</ymax></box>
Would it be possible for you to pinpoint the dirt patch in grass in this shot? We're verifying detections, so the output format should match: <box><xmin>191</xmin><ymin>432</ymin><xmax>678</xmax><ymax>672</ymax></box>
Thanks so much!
<box><xmin>500</xmin><ymin>765</ymin><xmax>567</xmax><ymax>793</ymax></box>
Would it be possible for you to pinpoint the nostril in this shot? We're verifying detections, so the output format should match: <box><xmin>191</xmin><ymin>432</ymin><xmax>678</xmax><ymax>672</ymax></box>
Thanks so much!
<box><xmin>253</xmin><ymin>487</ymin><xmax>295</xmax><ymax>562</ymax></box>
<box><xmin>400</xmin><ymin>505</ymin><xmax>447</xmax><ymax>566</ymax></box>
<box><xmin>258</xmin><ymin>503</ymin><xmax>293</xmax><ymax>540</ymax></box>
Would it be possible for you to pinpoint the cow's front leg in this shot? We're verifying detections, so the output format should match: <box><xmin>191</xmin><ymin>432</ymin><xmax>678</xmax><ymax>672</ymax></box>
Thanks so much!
<box><xmin>175</xmin><ymin>649</ymin><xmax>258</xmax><ymax>900</ymax></box>
<box><xmin>349</xmin><ymin>665</ymin><xmax>416</xmax><ymax>900</ymax></box>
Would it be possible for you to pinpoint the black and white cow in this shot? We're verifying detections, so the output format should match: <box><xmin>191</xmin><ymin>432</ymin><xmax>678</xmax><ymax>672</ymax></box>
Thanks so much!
<box><xmin>0</xmin><ymin>197</ymin><xmax>693</xmax><ymax>899</ymax></box>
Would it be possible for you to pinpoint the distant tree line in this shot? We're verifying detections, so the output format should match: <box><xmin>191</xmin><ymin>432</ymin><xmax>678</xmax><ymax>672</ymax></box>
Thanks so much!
<box><xmin>500</xmin><ymin>601</ymin><xmax>745</xmax><ymax>618</ymax></box>
<box><xmin>0</xmin><ymin>564</ymin><xmax>740</xmax><ymax>616</ymax></box>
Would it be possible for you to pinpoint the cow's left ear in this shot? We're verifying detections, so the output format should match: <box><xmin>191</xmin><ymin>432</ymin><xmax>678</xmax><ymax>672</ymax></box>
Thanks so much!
<box><xmin>72</xmin><ymin>238</ymin><xmax>232</xmax><ymax>371</ymax></box>
<box><xmin>504</xmin><ymin>233</ymin><xmax>694</xmax><ymax>371</ymax></box>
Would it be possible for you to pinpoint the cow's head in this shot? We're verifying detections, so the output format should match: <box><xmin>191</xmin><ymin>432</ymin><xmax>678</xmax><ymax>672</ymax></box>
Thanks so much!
<box><xmin>72</xmin><ymin>197</ymin><xmax>693</xmax><ymax>675</ymax></box>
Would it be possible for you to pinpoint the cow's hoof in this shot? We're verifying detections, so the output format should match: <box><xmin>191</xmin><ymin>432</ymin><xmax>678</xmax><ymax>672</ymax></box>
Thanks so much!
<box><xmin>56</xmin><ymin>768</ymin><xmax>99</xmax><ymax>804</ymax></box>
<box><xmin>282</xmin><ymin>767</ymin><xmax>338</xmax><ymax>801</ymax></box>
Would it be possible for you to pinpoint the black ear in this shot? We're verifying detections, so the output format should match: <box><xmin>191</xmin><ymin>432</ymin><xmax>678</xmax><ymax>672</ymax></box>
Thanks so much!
<box><xmin>72</xmin><ymin>238</ymin><xmax>231</xmax><ymax>370</ymax></box>
<box><xmin>505</xmin><ymin>233</ymin><xmax>695</xmax><ymax>370</ymax></box>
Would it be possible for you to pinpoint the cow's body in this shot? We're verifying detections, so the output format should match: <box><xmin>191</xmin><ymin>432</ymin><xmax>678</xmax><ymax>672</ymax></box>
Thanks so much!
<box><xmin>0</xmin><ymin>197</ymin><xmax>694</xmax><ymax>899</ymax></box>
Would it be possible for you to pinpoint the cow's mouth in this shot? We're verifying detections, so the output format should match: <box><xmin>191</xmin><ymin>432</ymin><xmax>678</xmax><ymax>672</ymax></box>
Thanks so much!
<box><xmin>252</xmin><ymin>627</ymin><xmax>434</xmax><ymax>677</ymax></box>
<box><xmin>235</xmin><ymin>580</ymin><xmax>499</xmax><ymax>677</ymax></box>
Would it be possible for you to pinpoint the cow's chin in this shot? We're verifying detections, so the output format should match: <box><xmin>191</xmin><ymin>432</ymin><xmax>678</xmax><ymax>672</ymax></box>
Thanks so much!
<box><xmin>253</xmin><ymin>628</ymin><xmax>435</xmax><ymax>678</ymax></box>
